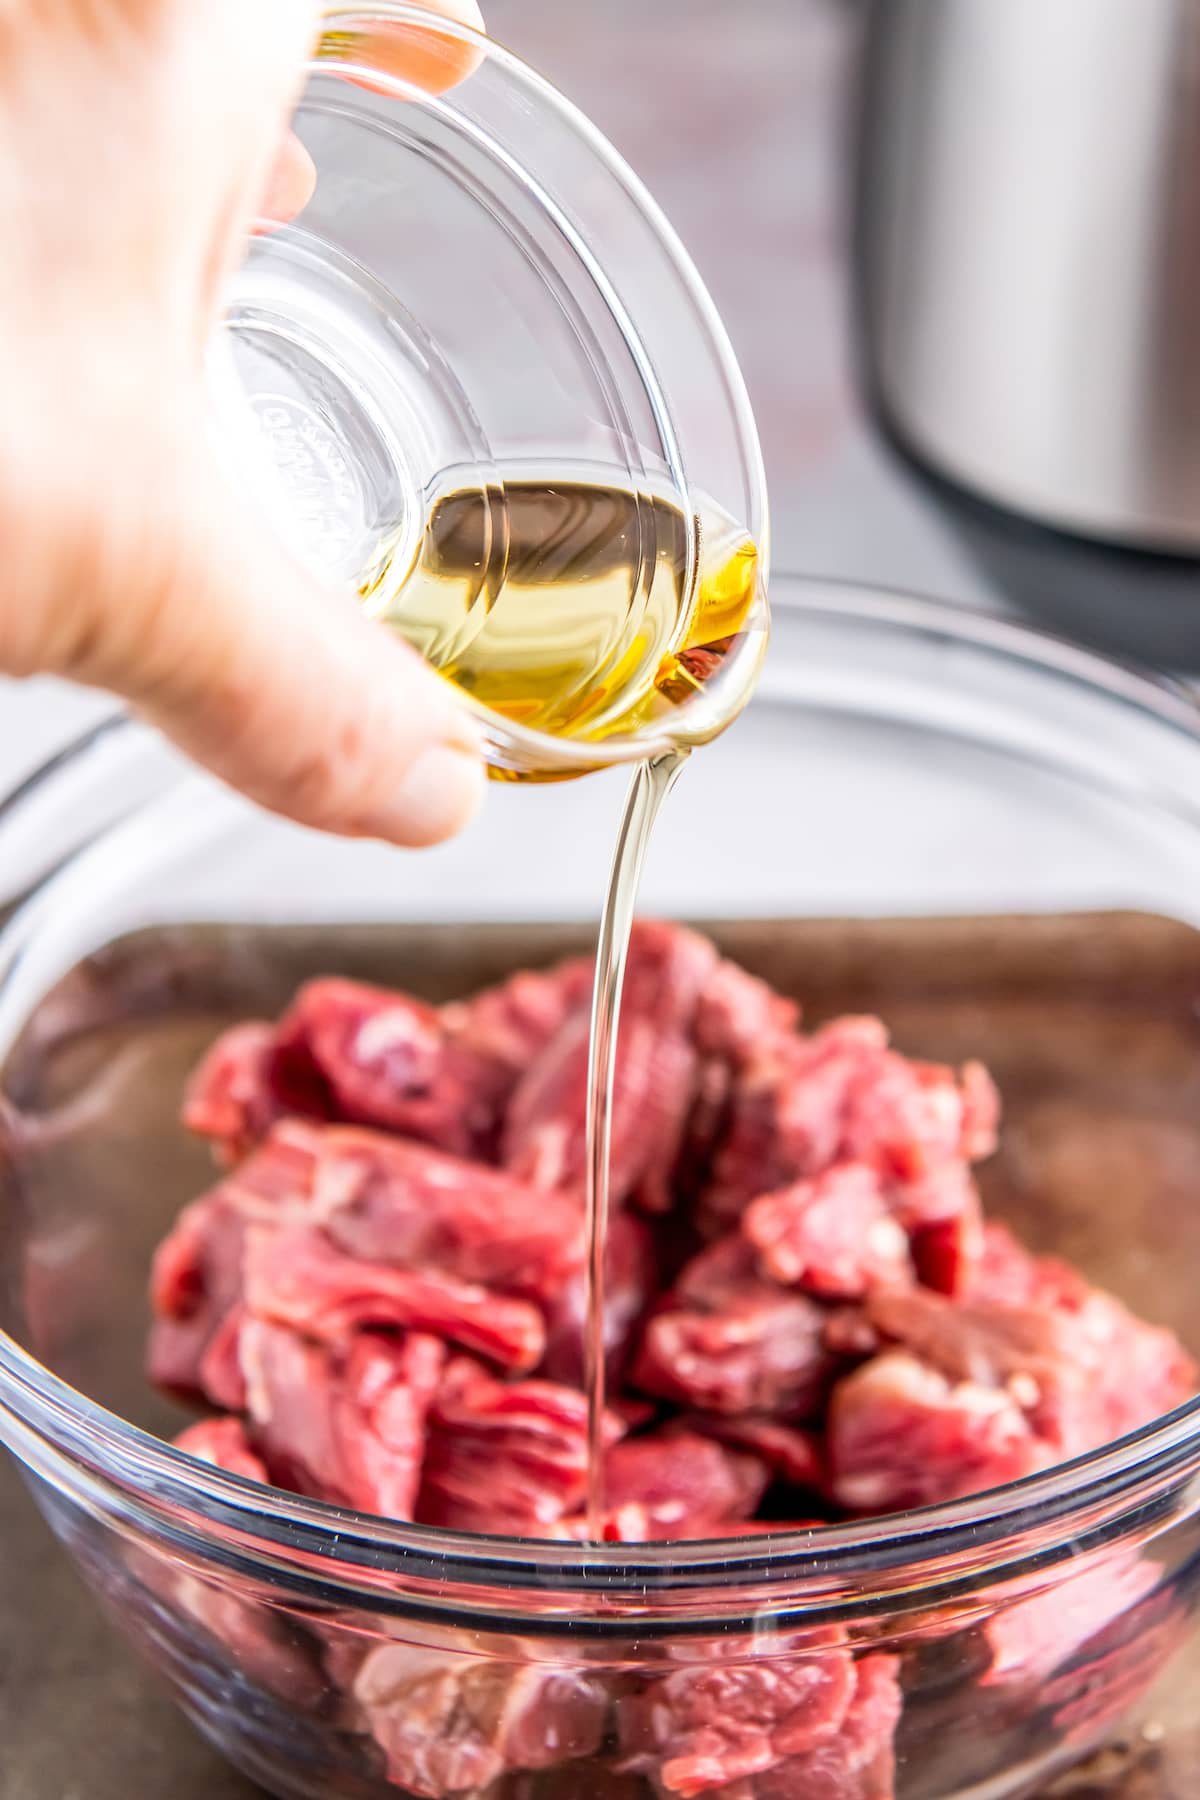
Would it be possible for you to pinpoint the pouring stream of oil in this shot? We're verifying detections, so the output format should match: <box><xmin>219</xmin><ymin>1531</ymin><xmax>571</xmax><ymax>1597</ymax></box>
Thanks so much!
<box><xmin>583</xmin><ymin>748</ymin><xmax>688</xmax><ymax>1535</ymax></box>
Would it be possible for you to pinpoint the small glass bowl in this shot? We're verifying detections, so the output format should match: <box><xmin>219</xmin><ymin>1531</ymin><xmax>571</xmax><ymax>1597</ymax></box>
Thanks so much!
<box><xmin>212</xmin><ymin>3</ymin><xmax>769</xmax><ymax>777</ymax></box>
<box><xmin>1</xmin><ymin>581</ymin><xmax>1200</xmax><ymax>1799</ymax></box>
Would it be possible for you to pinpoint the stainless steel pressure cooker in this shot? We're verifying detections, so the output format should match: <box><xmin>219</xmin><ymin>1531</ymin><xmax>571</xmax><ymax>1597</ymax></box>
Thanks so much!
<box><xmin>858</xmin><ymin>0</ymin><xmax>1200</xmax><ymax>553</ymax></box>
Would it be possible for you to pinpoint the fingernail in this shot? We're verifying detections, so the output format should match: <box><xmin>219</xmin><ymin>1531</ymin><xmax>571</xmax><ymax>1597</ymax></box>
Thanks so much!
<box><xmin>370</xmin><ymin>741</ymin><xmax>485</xmax><ymax>846</ymax></box>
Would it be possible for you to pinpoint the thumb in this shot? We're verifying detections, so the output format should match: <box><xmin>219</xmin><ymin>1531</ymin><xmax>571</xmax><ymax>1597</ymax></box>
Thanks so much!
<box><xmin>86</xmin><ymin>469</ymin><xmax>485</xmax><ymax>849</ymax></box>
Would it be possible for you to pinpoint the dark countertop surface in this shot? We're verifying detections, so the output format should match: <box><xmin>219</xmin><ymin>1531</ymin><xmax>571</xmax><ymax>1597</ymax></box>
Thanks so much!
<box><xmin>5</xmin><ymin>2</ymin><xmax>1200</xmax><ymax>1796</ymax></box>
<box><xmin>0</xmin><ymin>1479</ymin><xmax>259</xmax><ymax>1800</ymax></box>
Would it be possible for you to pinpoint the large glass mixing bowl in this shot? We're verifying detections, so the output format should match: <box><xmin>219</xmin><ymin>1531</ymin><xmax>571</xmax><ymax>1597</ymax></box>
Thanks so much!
<box><xmin>2</xmin><ymin>580</ymin><xmax>1200</xmax><ymax>1799</ymax></box>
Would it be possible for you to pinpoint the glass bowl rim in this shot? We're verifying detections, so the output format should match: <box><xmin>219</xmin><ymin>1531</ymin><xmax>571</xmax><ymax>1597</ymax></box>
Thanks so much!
<box><xmin>1</xmin><ymin>577</ymin><xmax>1199</xmax><ymax>1614</ymax></box>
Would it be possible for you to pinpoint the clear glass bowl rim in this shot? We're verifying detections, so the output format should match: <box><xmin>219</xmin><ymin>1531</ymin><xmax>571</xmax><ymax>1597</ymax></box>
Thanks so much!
<box><xmin>1</xmin><ymin>579</ymin><xmax>1199</xmax><ymax>1630</ymax></box>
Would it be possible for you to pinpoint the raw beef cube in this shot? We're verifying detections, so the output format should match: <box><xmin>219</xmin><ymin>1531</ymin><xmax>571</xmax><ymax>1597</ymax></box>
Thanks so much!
<box><xmin>278</xmin><ymin>964</ymin><xmax>593</xmax><ymax>1159</ymax></box>
<box><xmin>618</xmin><ymin>922</ymin><xmax>722</xmax><ymax>1027</ymax></box>
<box><xmin>417</xmin><ymin>1359</ymin><xmax>624</xmax><ymax>1534</ymax></box>
<box><xmin>961</xmin><ymin>1220</ymin><xmax>1193</xmax><ymax>1439</ymax></box>
<box><xmin>148</xmin><ymin>1124</ymin><xmax>344</xmax><ymax>1402</ymax></box>
<box><xmin>702</xmin><ymin>1020</ymin><xmax>889</xmax><ymax>1233</ymax></box>
<box><xmin>502</xmin><ymin>922</ymin><xmax>714</xmax><ymax>1209</ymax></box>
<box><xmin>270</xmin><ymin>978</ymin><xmax>493</xmax><ymax>1157</ymax></box>
<box><xmin>840</xmin><ymin>1054</ymin><xmax>999</xmax><ymax>1184</ymax></box>
<box><xmin>687</xmin><ymin>1417</ymin><xmax>826</xmax><ymax>1494</ymax></box>
<box><xmin>307</xmin><ymin>1125</ymin><xmax>586</xmax><ymax>1304</ymax></box>
<box><xmin>182</xmin><ymin>1022</ymin><xmax>279</xmax><ymax>1162</ymax></box>
<box><xmin>698</xmin><ymin>1044</ymin><xmax>811</xmax><ymax>1236</ymax></box>
<box><xmin>441</xmin><ymin>956</ymin><xmax>593</xmax><ymax>1082</ymax></box>
<box><xmin>754</xmin><ymin>1654</ymin><xmax>903</xmax><ymax>1800</ymax></box>
<box><xmin>239</xmin><ymin>1319</ymin><xmax>444</xmax><ymax>1518</ymax></box>
<box><xmin>539</xmin><ymin>1211</ymin><xmax>657</xmax><ymax>1387</ymax></box>
<box><xmin>977</xmin><ymin>1240</ymin><xmax>1199</xmax><ymax>1447</ymax></box>
<box><xmin>156</xmin><ymin>1416</ymin><xmax>326</xmax><ymax>1708</ymax></box>
<box><xmin>151</xmin><ymin>1123</ymin><xmax>332</xmax><ymax>1315</ymax></box>
<box><xmin>703</xmin><ymin>1020</ymin><xmax>996</xmax><ymax>1236</ymax></box>
<box><xmin>827</xmin><ymin>1348</ymin><xmax>1044</xmax><ymax>1513</ymax></box>
<box><xmin>174</xmin><ymin>1115</ymin><xmax>587</xmax><ymax>1319</ymax></box>
<box><xmin>865</xmin><ymin>1280</ymin><xmax>1104</xmax><ymax>1462</ymax></box>
<box><xmin>196</xmin><ymin>1305</ymin><xmax>251</xmax><ymax>1412</ymax></box>
<box><xmin>966</xmin><ymin>1221</ymin><xmax>1083</xmax><ymax>1308</ymax></box>
<box><xmin>632</xmin><ymin>1237</ymin><xmax>838</xmax><ymax>1419</ymax></box>
<box><xmin>600</xmin><ymin>1428</ymin><xmax>769</xmax><ymax>1536</ymax></box>
<box><xmin>1051</xmin><ymin>1286</ymin><xmax>1197</xmax><ymax>1451</ymax></box>
<box><xmin>617</xmin><ymin>1630</ymin><xmax>857</xmax><ymax>1796</ymax></box>
<box><xmin>866</xmin><ymin>1283</ymin><xmax>1077</xmax><ymax>1397</ymax></box>
<box><xmin>148</xmin><ymin>1192</ymin><xmax>250</xmax><ymax>1402</ymax></box>
<box><xmin>348</xmin><ymin>1643</ymin><xmax>608</xmax><ymax>1799</ymax></box>
<box><xmin>692</xmin><ymin>960</ymin><xmax>798</xmax><ymax>1064</ymax></box>
<box><xmin>750</xmin><ymin>1016</ymin><xmax>891</xmax><ymax>1175</ymax></box>
<box><xmin>150</xmin><ymin>1187</ymin><xmax>237</xmax><ymax>1326</ymax></box>
<box><xmin>827</xmin><ymin>1267</ymin><xmax>1196</xmax><ymax>1514</ymax></box>
<box><xmin>867</xmin><ymin>1276</ymin><xmax>1196</xmax><ymax>1459</ymax></box>
<box><xmin>983</xmin><ymin>1553</ymin><xmax>1160</xmax><ymax>1688</ymax></box>
<box><xmin>743</xmin><ymin>1163</ymin><xmax>912</xmax><ymax>1299</ymax></box>
<box><xmin>242</xmin><ymin>1224</ymin><xmax>546</xmax><ymax>1374</ymax></box>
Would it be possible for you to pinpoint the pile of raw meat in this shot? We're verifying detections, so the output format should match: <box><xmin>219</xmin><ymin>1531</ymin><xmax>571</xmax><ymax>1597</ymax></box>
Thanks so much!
<box><xmin>146</xmin><ymin>922</ymin><xmax>1197</xmax><ymax>1800</ymax></box>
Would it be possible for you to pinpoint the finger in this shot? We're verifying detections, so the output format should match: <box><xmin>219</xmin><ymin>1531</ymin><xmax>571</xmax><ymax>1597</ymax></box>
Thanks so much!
<box><xmin>182</xmin><ymin>1</ymin><xmax>323</xmax><ymax>308</ymax></box>
<box><xmin>255</xmin><ymin>132</ymin><xmax>317</xmax><ymax>230</ymax></box>
<box><xmin>329</xmin><ymin>0</ymin><xmax>487</xmax><ymax>98</ymax></box>
<box><xmin>251</xmin><ymin>0</ymin><xmax>486</xmax><ymax>237</ymax></box>
<box><xmin>77</xmin><ymin>469</ymin><xmax>485</xmax><ymax>849</ymax></box>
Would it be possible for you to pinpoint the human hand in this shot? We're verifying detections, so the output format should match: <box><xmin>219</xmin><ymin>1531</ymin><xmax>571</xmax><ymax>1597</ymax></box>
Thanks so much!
<box><xmin>0</xmin><ymin>0</ymin><xmax>486</xmax><ymax>847</ymax></box>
